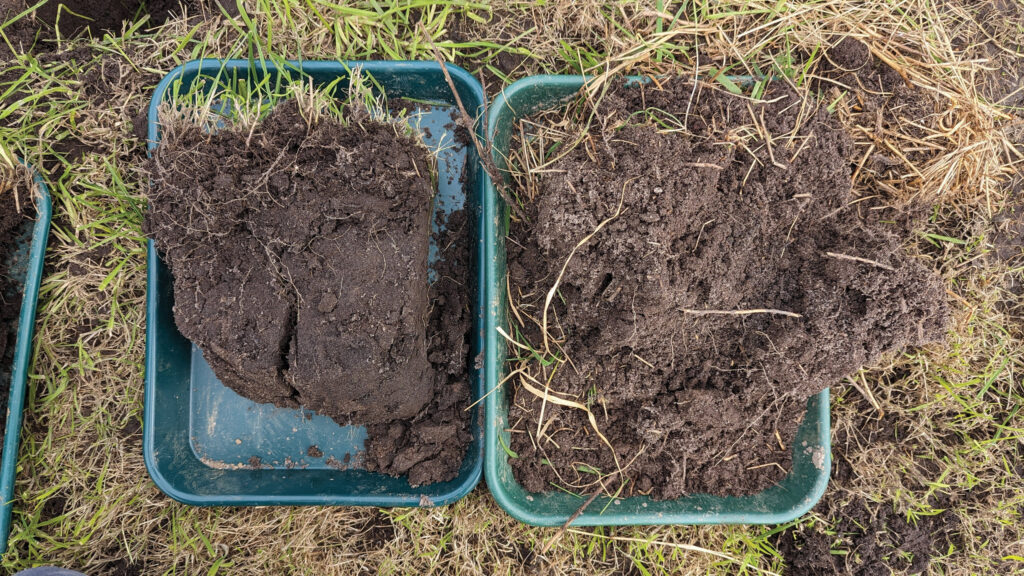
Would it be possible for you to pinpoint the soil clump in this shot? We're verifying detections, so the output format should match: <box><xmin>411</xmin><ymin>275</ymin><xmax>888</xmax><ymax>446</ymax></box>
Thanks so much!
<box><xmin>147</xmin><ymin>100</ymin><xmax>471</xmax><ymax>485</ymax></box>
<box><xmin>506</xmin><ymin>79</ymin><xmax>948</xmax><ymax>499</ymax></box>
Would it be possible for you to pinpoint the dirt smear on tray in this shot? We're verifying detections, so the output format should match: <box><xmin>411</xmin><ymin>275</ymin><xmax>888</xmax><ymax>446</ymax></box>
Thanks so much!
<box><xmin>505</xmin><ymin>79</ymin><xmax>948</xmax><ymax>499</ymax></box>
<box><xmin>146</xmin><ymin>100</ymin><xmax>471</xmax><ymax>486</ymax></box>
<box><xmin>0</xmin><ymin>168</ymin><xmax>34</xmax><ymax>448</ymax></box>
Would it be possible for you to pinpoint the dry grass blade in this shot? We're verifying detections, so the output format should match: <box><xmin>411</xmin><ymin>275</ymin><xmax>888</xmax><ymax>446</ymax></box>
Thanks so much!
<box><xmin>681</xmin><ymin>308</ymin><xmax>802</xmax><ymax>318</ymax></box>
<box><xmin>518</xmin><ymin>377</ymin><xmax>620</xmax><ymax>472</ymax></box>
<box><xmin>825</xmin><ymin>251</ymin><xmax>895</xmax><ymax>271</ymax></box>
<box><xmin>565</xmin><ymin>529</ymin><xmax>782</xmax><ymax>576</ymax></box>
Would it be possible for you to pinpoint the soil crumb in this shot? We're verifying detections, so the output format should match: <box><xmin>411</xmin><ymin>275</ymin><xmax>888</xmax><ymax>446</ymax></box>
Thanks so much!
<box><xmin>506</xmin><ymin>79</ymin><xmax>948</xmax><ymax>499</ymax></box>
<box><xmin>0</xmin><ymin>169</ymin><xmax>34</xmax><ymax>450</ymax></box>
<box><xmin>147</xmin><ymin>100</ymin><xmax>471</xmax><ymax>485</ymax></box>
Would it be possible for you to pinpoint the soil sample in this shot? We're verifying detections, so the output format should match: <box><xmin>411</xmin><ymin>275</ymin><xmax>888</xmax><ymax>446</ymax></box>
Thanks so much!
<box><xmin>0</xmin><ymin>169</ymin><xmax>34</xmax><ymax>449</ymax></box>
<box><xmin>147</xmin><ymin>100</ymin><xmax>470</xmax><ymax>485</ymax></box>
<box><xmin>505</xmin><ymin>80</ymin><xmax>948</xmax><ymax>499</ymax></box>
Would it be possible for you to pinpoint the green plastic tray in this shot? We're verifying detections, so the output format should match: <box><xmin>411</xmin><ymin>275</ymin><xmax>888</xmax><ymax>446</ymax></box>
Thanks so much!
<box><xmin>0</xmin><ymin>163</ymin><xmax>51</xmax><ymax>552</ymax></box>
<box><xmin>482</xmin><ymin>75</ymin><xmax>831</xmax><ymax>526</ymax></box>
<box><xmin>144</xmin><ymin>60</ymin><xmax>485</xmax><ymax>506</ymax></box>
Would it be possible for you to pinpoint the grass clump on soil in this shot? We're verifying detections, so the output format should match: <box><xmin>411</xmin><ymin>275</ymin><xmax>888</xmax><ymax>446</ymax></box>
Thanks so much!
<box><xmin>145</xmin><ymin>75</ymin><xmax>472</xmax><ymax>486</ymax></box>
<box><xmin>503</xmin><ymin>78</ymin><xmax>950</xmax><ymax>500</ymax></box>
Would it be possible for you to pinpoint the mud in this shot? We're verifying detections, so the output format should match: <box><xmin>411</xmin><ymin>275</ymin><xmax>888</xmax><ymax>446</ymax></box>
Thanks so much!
<box><xmin>147</xmin><ymin>100</ymin><xmax>471</xmax><ymax>485</ymax></box>
<box><xmin>506</xmin><ymin>79</ymin><xmax>949</xmax><ymax>499</ymax></box>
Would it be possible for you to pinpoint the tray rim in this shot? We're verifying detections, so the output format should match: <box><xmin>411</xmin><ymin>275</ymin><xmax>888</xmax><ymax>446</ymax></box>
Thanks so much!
<box><xmin>0</xmin><ymin>162</ymin><xmax>52</xmax><ymax>551</ymax></box>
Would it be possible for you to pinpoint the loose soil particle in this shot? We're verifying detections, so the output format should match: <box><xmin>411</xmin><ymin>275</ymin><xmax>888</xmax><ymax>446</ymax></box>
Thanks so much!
<box><xmin>147</xmin><ymin>100</ymin><xmax>471</xmax><ymax>485</ymax></box>
<box><xmin>776</xmin><ymin>496</ymin><xmax>957</xmax><ymax>576</ymax></box>
<box><xmin>506</xmin><ymin>79</ymin><xmax>949</xmax><ymax>499</ymax></box>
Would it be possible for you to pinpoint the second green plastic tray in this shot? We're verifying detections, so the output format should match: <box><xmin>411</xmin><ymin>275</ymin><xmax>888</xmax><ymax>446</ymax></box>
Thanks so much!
<box><xmin>482</xmin><ymin>75</ymin><xmax>831</xmax><ymax>526</ymax></box>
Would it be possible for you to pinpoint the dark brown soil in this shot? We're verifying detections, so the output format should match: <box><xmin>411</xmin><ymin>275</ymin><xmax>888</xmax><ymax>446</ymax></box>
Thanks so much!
<box><xmin>777</xmin><ymin>495</ymin><xmax>956</xmax><ymax>576</ymax></box>
<box><xmin>0</xmin><ymin>0</ymin><xmax>205</xmax><ymax>59</ymax></box>
<box><xmin>777</xmin><ymin>392</ymin><xmax>961</xmax><ymax>575</ymax></box>
<box><xmin>364</xmin><ymin>209</ymin><xmax>473</xmax><ymax>485</ymax></box>
<box><xmin>0</xmin><ymin>174</ymin><xmax>34</xmax><ymax>450</ymax></box>
<box><xmin>506</xmin><ymin>79</ymin><xmax>948</xmax><ymax>499</ymax></box>
<box><xmin>147</xmin><ymin>100</ymin><xmax>471</xmax><ymax>485</ymax></box>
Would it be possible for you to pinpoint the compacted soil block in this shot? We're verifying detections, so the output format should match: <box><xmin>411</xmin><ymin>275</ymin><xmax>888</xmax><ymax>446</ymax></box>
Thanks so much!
<box><xmin>503</xmin><ymin>79</ymin><xmax>948</xmax><ymax>502</ymax></box>
<box><xmin>147</xmin><ymin>100</ymin><xmax>471</xmax><ymax>486</ymax></box>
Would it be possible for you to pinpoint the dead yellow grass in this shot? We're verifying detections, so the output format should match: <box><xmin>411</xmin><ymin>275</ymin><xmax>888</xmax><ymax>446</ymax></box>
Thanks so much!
<box><xmin>0</xmin><ymin>0</ymin><xmax>1020</xmax><ymax>574</ymax></box>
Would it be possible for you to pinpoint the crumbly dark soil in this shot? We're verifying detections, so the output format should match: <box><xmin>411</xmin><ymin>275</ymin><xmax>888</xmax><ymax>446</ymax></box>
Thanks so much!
<box><xmin>506</xmin><ymin>79</ymin><xmax>949</xmax><ymax>499</ymax></box>
<box><xmin>0</xmin><ymin>175</ymin><xmax>34</xmax><ymax>450</ymax></box>
<box><xmin>147</xmin><ymin>101</ymin><xmax>471</xmax><ymax>485</ymax></box>
<box><xmin>777</xmin><ymin>394</ymin><xmax>961</xmax><ymax>576</ymax></box>
<box><xmin>777</xmin><ymin>495</ymin><xmax>957</xmax><ymax>576</ymax></box>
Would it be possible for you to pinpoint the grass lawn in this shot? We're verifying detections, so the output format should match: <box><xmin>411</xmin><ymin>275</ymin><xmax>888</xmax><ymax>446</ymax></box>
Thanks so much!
<box><xmin>0</xmin><ymin>0</ymin><xmax>1022</xmax><ymax>574</ymax></box>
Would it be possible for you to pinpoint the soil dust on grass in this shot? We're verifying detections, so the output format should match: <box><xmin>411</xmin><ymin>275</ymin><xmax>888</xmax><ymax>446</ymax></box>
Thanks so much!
<box><xmin>505</xmin><ymin>78</ymin><xmax>949</xmax><ymax>500</ymax></box>
<box><xmin>146</xmin><ymin>99</ymin><xmax>471</xmax><ymax>486</ymax></box>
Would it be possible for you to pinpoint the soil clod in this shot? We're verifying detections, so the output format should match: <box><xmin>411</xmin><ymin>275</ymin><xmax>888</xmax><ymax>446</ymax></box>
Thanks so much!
<box><xmin>147</xmin><ymin>100</ymin><xmax>471</xmax><ymax>485</ymax></box>
<box><xmin>506</xmin><ymin>79</ymin><xmax>949</xmax><ymax>499</ymax></box>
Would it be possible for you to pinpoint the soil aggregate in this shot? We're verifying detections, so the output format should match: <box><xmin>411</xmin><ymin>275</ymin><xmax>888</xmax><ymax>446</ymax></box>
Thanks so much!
<box><xmin>147</xmin><ymin>100</ymin><xmax>471</xmax><ymax>485</ymax></box>
<box><xmin>506</xmin><ymin>79</ymin><xmax>949</xmax><ymax>499</ymax></box>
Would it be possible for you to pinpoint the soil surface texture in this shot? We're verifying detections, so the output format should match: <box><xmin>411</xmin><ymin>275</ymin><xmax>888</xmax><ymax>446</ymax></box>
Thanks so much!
<box><xmin>506</xmin><ymin>79</ymin><xmax>949</xmax><ymax>499</ymax></box>
<box><xmin>0</xmin><ymin>0</ymin><xmax>206</xmax><ymax>58</ymax></box>
<box><xmin>365</xmin><ymin>209</ymin><xmax>473</xmax><ymax>485</ymax></box>
<box><xmin>776</xmin><ymin>393</ymin><xmax>962</xmax><ymax>575</ymax></box>
<box><xmin>147</xmin><ymin>101</ymin><xmax>471</xmax><ymax>485</ymax></box>
<box><xmin>0</xmin><ymin>173</ymin><xmax>34</xmax><ymax>449</ymax></box>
